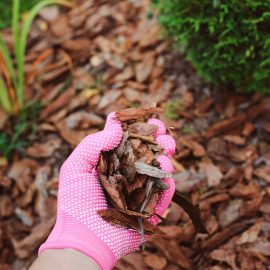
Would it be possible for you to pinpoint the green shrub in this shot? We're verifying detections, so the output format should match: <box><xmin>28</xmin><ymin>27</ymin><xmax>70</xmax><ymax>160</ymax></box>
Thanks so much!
<box><xmin>154</xmin><ymin>0</ymin><xmax>270</xmax><ymax>93</ymax></box>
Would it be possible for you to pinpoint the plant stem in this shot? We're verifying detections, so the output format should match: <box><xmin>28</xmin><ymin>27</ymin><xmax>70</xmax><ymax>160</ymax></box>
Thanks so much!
<box><xmin>12</xmin><ymin>0</ymin><xmax>21</xmax><ymax>108</ymax></box>
<box><xmin>0</xmin><ymin>76</ymin><xmax>12</xmax><ymax>113</ymax></box>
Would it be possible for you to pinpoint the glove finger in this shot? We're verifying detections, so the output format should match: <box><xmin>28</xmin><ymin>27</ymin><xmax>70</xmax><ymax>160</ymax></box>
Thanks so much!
<box><xmin>102</xmin><ymin>112</ymin><xmax>123</xmax><ymax>151</ymax></box>
<box><xmin>149</xmin><ymin>177</ymin><xmax>175</xmax><ymax>225</ymax></box>
<box><xmin>149</xmin><ymin>155</ymin><xmax>175</xmax><ymax>225</ymax></box>
<box><xmin>60</xmin><ymin>112</ymin><xmax>122</xmax><ymax>175</ymax></box>
<box><xmin>157</xmin><ymin>155</ymin><xmax>174</xmax><ymax>173</ymax></box>
<box><xmin>156</xmin><ymin>135</ymin><xmax>176</xmax><ymax>158</ymax></box>
<box><xmin>147</xmin><ymin>119</ymin><xmax>166</xmax><ymax>137</ymax></box>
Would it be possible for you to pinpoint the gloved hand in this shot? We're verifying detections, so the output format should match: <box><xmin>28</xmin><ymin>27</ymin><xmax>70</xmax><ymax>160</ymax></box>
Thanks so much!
<box><xmin>39</xmin><ymin>112</ymin><xmax>176</xmax><ymax>270</ymax></box>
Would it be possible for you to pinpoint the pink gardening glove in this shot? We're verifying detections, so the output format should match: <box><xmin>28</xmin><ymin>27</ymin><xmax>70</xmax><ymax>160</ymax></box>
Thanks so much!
<box><xmin>39</xmin><ymin>112</ymin><xmax>176</xmax><ymax>270</ymax></box>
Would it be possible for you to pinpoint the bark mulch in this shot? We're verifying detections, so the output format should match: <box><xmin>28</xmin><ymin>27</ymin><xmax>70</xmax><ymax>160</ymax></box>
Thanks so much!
<box><xmin>1</xmin><ymin>1</ymin><xmax>270</xmax><ymax>269</ymax></box>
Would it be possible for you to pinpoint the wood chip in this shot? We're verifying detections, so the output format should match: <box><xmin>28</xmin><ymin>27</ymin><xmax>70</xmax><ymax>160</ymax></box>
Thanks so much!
<box><xmin>135</xmin><ymin>162</ymin><xmax>171</xmax><ymax>178</ymax></box>
<box><xmin>115</xmin><ymin>108</ymin><xmax>163</xmax><ymax>121</ymax></box>
<box><xmin>97</xmin><ymin>209</ymin><xmax>161</xmax><ymax>235</ymax></box>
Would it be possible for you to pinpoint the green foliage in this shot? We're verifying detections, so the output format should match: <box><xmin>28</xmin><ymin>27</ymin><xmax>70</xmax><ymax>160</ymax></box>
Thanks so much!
<box><xmin>181</xmin><ymin>125</ymin><xmax>195</xmax><ymax>135</ymax></box>
<box><xmin>0</xmin><ymin>0</ymin><xmax>41</xmax><ymax>29</ymax></box>
<box><xmin>154</xmin><ymin>0</ymin><xmax>270</xmax><ymax>93</ymax></box>
<box><xmin>0</xmin><ymin>102</ymin><xmax>41</xmax><ymax>158</ymax></box>
<box><xmin>0</xmin><ymin>0</ymin><xmax>72</xmax><ymax>115</ymax></box>
<box><xmin>165</xmin><ymin>100</ymin><xmax>183</xmax><ymax>119</ymax></box>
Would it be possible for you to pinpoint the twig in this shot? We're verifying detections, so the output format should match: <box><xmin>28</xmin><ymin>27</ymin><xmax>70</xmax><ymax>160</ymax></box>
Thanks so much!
<box><xmin>138</xmin><ymin>217</ymin><xmax>145</xmax><ymax>250</ymax></box>
<box><xmin>138</xmin><ymin>178</ymin><xmax>155</xmax><ymax>249</ymax></box>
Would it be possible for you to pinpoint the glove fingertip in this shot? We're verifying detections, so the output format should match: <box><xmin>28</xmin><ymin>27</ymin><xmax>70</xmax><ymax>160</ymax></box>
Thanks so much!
<box><xmin>101</xmin><ymin>112</ymin><xmax>123</xmax><ymax>151</ymax></box>
<box><xmin>156</xmin><ymin>135</ymin><xmax>176</xmax><ymax>157</ymax></box>
<box><xmin>157</xmin><ymin>155</ymin><xmax>174</xmax><ymax>173</ymax></box>
<box><xmin>105</xmin><ymin>112</ymin><xmax>121</xmax><ymax>128</ymax></box>
<box><xmin>147</xmin><ymin>119</ymin><xmax>166</xmax><ymax>137</ymax></box>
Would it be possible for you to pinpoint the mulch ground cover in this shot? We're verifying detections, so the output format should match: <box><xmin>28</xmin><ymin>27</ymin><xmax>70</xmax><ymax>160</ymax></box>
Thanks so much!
<box><xmin>1</xmin><ymin>0</ymin><xmax>270</xmax><ymax>269</ymax></box>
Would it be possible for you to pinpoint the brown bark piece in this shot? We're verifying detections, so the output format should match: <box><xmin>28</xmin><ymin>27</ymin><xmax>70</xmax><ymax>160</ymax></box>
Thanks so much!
<box><xmin>97</xmin><ymin>209</ymin><xmax>161</xmax><ymax>235</ymax></box>
<box><xmin>99</xmin><ymin>174</ymin><xmax>127</xmax><ymax>210</ymax></box>
<box><xmin>115</xmin><ymin>108</ymin><xmax>163</xmax><ymax>122</ymax></box>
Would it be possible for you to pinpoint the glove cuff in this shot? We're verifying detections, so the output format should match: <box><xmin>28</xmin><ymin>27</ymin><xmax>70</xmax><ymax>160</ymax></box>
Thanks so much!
<box><xmin>39</xmin><ymin>210</ymin><xmax>116</xmax><ymax>270</ymax></box>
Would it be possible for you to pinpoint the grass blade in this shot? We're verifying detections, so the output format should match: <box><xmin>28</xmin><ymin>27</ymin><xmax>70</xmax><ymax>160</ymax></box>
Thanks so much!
<box><xmin>17</xmin><ymin>0</ymin><xmax>73</xmax><ymax>107</ymax></box>
<box><xmin>0</xmin><ymin>75</ymin><xmax>12</xmax><ymax>113</ymax></box>
<box><xmin>12</xmin><ymin>0</ymin><xmax>20</xmax><ymax>56</ymax></box>
<box><xmin>0</xmin><ymin>33</ymin><xmax>17</xmax><ymax>88</ymax></box>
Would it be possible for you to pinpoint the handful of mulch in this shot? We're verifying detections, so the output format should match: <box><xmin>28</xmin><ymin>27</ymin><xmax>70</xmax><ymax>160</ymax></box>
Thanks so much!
<box><xmin>97</xmin><ymin>108</ymin><xmax>207</xmax><ymax>244</ymax></box>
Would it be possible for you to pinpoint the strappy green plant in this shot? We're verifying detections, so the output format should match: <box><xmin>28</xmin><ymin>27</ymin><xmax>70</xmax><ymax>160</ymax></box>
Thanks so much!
<box><xmin>0</xmin><ymin>0</ymin><xmax>72</xmax><ymax>114</ymax></box>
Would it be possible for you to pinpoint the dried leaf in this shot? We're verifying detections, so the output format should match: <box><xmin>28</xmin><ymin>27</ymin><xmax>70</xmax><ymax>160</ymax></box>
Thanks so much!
<box><xmin>200</xmin><ymin>161</ymin><xmax>223</xmax><ymax>187</ymax></box>
<box><xmin>174</xmin><ymin>170</ymin><xmax>204</xmax><ymax>193</ymax></box>
<box><xmin>0</xmin><ymin>109</ymin><xmax>8</xmax><ymax>129</ymax></box>
<box><xmin>55</xmin><ymin>120</ymin><xmax>93</xmax><ymax>146</ymax></box>
<box><xmin>180</xmin><ymin>137</ymin><xmax>206</xmax><ymax>157</ymax></box>
<box><xmin>149</xmin><ymin>238</ymin><xmax>191</xmax><ymax>269</ymax></box>
<box><xmin>207</xmin><ymin>137</ymin><xmax>228</xmax><ymax>161</ymax></box>
<box><xmin>229</xmin><ymin>182</ymin><xmax>260</xmax><ymax>198</ymax></box>
<box><xmin>218</xmin><ymin>199</ymin><xmax>243</xmax><ymax>228</ymax></box>
<box><xmin>135</xmin><ymin>54</ymin><xmax>155</xmax><ymax>83</ymax></box>
<box><xmin>254</xmin><ymin>166</ymin><xmax>270</xmax><ymax>183</ymax></box>
<box><xmin>34</xmin><ymin>166</ymin><xmax>51</xmax><ymax>221</ymax></box>
<box><xmin>97</xmin><ymin>90</ymin><xmax>122</xmax><ymax>110</ymax></box>
<box><xmin>246</xmin><ymin>239</ymin><xmax>270</xmax><ymax>256</ymax></box>
<box><xmin>115</xmin><ymin>253</ymin><xmax>148</xmax><ymax>270</ymax></box>
<box><xmin>113</xmin><ymin>67</ymin><xmax>134</xmax><ymax>82</ymax></box>
<box><xmin>50</xmin><ymin>15</ymin><xmax>72</xmax><ymax>37</ymax></box>
<box><xmin>65</xmin><ymin>111</ymin><xmax>104</xmax><ymax>129</ymax></box>
<box><xmin>209</xmin><ymin>248</ymin><xmax>239</xmax><ymax>270</ymax></box>
<box><xmin>223</xmin><ymin>135</ymin><xmax>246</xmax><ymax>145</ymax></box>
<box><xmin>39</xmin><ymin>6</ymin><xmax>59</xmax><ymax>22</ymax></box>
<box><xmin>159</xmin><ymin>225</ymin><xmax>183</xmax><ymax>239</ymax></box>
<box><xmin>172</xmin><ymin>191</ymin><xmax>208</xmax><ymax>234</ymax></box>
<box><xmin>237</xmin><ymin>222</ymin><xmax>263</xmax><ymax>245</ymax></box>
<box><xmin>195</xmin><ymin>220</ymin><xmax>253</xmax><ymax>251</ymax></box>
<box><xmin>26</xmin><ymin>137</ymin><xmax>61</xmax><ymax>158</ymax></box>
<box><xmin>14</xmin><ymin>208</ymin><xmax>33</xmax><ymax>227</ymax></box>
<box><xmin>242</xmin><ymin>122</ymin><xmax>255</xmax><ymax>136</ymax></box>
<box><xmin>11</xmin><ymin>218</ymin><xmax>55</xmax><ymax>259</ymax></box>
<box><xmin>144</xmin><ymin>254</ymin><xmax>167</xmax><ymax>270</ymax></box>
<box><xmin>41</xmin><ymin>87</ymin><xmax>74</xmax><ymax>119</ymax></box>
<box><xmin>0</xmin><ymin>195</ymin><xmax>13</xmax><ymax>217</ymax></box>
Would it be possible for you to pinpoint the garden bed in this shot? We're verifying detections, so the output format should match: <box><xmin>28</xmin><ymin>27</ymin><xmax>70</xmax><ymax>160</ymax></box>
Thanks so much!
<box><xmin>0</xmin><ymin>1</ymin><xmax>270</xmax><ymax>269</ymax></box>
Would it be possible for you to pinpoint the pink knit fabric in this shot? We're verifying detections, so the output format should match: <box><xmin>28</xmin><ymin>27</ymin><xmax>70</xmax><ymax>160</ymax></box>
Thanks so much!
<box><xmin>39</xmin><ymin>113</ymin><xmax>176</xmax><ymax>270</ymax></box>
